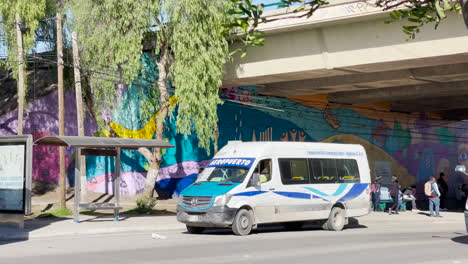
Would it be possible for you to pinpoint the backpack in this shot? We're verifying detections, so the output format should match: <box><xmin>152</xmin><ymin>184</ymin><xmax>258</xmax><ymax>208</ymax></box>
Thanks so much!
<box><xmin>424</xmin><ymin>182</ymin><xmax>433</xmax><ymax>196</ymax></box>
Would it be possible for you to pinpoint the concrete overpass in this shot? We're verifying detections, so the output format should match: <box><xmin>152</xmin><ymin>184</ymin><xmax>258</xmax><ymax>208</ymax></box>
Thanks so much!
<box><xmin>224</xmin><ymin>0</ymin><xmax>468</xmax><ymax>119</ymax></box>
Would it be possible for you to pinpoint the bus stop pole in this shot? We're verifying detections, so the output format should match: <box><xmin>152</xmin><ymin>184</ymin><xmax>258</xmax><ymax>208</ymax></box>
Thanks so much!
<box><xmin>74</xmin><ymin>147</ymin><xmax>81</xmax><ymax>223</ymax></box>
<box><xmin>114</xmin><ymin>147</ymin><xmax>120</xmax><ymax>221</ymax></box>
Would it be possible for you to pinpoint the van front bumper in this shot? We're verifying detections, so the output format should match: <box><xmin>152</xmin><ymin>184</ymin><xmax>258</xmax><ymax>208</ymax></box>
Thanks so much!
<box><xmin>176</xmin><ymin>205</ymin><xmax>237</xmax><ymax>228</ymax></box>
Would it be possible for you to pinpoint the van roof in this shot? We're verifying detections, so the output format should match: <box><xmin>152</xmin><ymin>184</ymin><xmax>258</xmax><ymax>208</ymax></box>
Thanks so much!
<box><xmin>215</xmin><ymin>141</ymin><xmax>366</xmax><ymax>159</ymax></box>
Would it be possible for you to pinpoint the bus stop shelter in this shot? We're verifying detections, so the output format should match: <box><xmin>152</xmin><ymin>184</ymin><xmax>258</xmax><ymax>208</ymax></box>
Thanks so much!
<box><xmin>34</xmin><ymin>136</ymin><xmax>174</xmax><ymax>223</ymax></box>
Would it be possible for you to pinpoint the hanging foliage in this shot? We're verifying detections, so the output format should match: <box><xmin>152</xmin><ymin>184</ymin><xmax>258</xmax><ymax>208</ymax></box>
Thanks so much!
<box><xmin>67</xmin><ymin>0</ymin><xmax>160</xmax><ymax>130</ymax></box>
<box><xmin>377</xmin><ymin>0</ymin><xmax>463</xmax><ymax>39</ymax></box>
<box><xmin>0</xmin><ymin>0</ymin><xmax>55</xmax><ymax>80</ymax></box>
<box><xmin>170</xmin><ymin>0</ymin><xmax>233</xmax><ymax>153</ymax></box>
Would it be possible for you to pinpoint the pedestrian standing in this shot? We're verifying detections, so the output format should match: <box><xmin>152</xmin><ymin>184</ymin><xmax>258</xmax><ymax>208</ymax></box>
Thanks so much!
<box><xmin>425</xmin><ymin>176</ymin><xmax>442</xmax><ymax>217</ymax></box>
<box><xmin>373</xmin><ymin>176</ymin><xmax>383</xmax><ymax>211</ymax></box>
<box><xmin>437</xmin><ymin>172</ymin><xmax>449</xmax><ymax>210</ymax></box>
<box><xmin>389</xmin><ymin>178</ymin><xmax>400</xmax><ymax>215</ymax></box>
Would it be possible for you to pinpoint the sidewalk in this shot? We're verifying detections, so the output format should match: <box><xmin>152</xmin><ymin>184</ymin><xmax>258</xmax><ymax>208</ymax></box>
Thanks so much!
<box><xmin>0</xmin><ymin>213</ymin><xmax>185</xmax><ymax>241</ymax></box>
<box><xmin>1</xmin><ymin>198</ymin><xmax>183</xmax><ymax>241</ymax></box>
<box><xmin>1</xmin><ymin>205</ymin><xmax>465</xmax><ymax>241</ymax></box>
<box><xmin>359</xmin><ymin>210</ymin><xmax>465</xmax><ymax>224</ymax></box>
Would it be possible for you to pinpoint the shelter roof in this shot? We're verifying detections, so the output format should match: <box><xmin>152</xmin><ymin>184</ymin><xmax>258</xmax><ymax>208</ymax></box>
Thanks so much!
<box><xmin>34</xmin><ymin>136</ymin><xmax>174</xmax><ymax>150</ymax></box>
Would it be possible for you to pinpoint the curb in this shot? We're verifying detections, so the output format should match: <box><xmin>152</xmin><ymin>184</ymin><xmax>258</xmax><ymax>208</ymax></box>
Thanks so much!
<box><xmin>0</xmin><ymin>223</ymin><xmax>186</xmax><ymax>241</ymax></box>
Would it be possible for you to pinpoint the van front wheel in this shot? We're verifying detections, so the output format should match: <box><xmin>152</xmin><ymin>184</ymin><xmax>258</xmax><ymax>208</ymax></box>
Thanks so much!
<box><xmin>323</xmin><ymin>207</ymin><xmax>345</xmax><ymax>231</ymax></box>
<box><xmin>232</xmin><ymin>209</ymin><xmax>253</xmax><ymax>236</ymax></box>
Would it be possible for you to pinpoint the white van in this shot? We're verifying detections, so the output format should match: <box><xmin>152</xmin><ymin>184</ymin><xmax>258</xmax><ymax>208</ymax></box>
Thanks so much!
<box><xmin>177</xmin><ymin>141</ymin><xmax>371</xmax><ymax>235</ymax></box>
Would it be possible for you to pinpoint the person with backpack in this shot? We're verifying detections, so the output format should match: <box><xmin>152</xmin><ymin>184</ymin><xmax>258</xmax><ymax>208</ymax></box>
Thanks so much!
<box><xmin>425</xmin><ymin>176</ymin><xmax>442</xmax><ymax>217</ymax></box>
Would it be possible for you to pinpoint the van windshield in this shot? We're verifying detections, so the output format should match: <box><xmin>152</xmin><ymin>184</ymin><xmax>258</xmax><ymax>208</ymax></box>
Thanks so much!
<box><xmin>198</xmin><ymin>166</ymin><xmax>250</xmax><ymax>183</ymax></box>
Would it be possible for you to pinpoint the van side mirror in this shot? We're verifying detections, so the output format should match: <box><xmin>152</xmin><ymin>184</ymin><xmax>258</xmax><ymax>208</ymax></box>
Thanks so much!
<box><xmin>455</xmin><ymin>165</ymin><xmax>466</xmax><ymax>173</ymax></box>
<box><xmin>250</xmin><ymin>173</ymin><xmax>260</xmax><ymax>187</ymax></box>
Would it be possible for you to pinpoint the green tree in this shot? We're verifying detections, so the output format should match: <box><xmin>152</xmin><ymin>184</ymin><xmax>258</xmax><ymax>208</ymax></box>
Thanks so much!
<box><xmin>68</xmin><ymin>0</ymin><xmax>234</xmax><ymax>197</ymax></box>
<box><xmin>234</xmin><ymin>0</ymin><xmax>467</xmax><ymax>42</ymax></box>
<box><xmin>68</xmin><ymin>0</ymin><xmax>159</xmax><ymax>135</ymax></box>
<box><xmin>229</xmin><ymin>0</ymin><xmax>328</xmax><ymax>57</ymax></box>
<box><xmin>0</xmin><ymin>0</ymin><xmax>55</xmax><ymax>75</ymax></box>
<box><xmin>376</xmin><ymin>0</ymin><xmax>465</xmax><ymax>39</ymax></box>
<box><xmin>0</xmin><ymin>0</ymin><xmax>55</xmax><ymax>134</ymax></box>
<box><xmin>140</xmin><ymin>0</ymin><xmax>235</xmax><ymax>197</ymax></box>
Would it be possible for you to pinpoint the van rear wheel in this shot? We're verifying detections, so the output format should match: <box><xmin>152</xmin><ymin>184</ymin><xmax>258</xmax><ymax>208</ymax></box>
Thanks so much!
<box><xmin>323</xmin><ymin>207</ymin><xmax>345</xmax><ymax>231</ymax></box>
<box><xmin>186</xmin><ymin>225</ymin><xmax>205</xmax><ymax>234</ymax></box>
<box><xmin>232</xmin><ymin>209</ymin><xmax>253</xmax><ymax>236</ymax></box>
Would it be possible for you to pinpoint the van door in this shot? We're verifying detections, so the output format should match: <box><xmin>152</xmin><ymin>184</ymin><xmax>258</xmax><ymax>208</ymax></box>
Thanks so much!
<box><xmin>275</xmin><ymin>158</ymin><xmax>319</xmax><ymax>222</ymax></box>
<box><xmin>242</xmin><ymin>159</ymin><xmax>277</xmax><ymax>223</ymax></box>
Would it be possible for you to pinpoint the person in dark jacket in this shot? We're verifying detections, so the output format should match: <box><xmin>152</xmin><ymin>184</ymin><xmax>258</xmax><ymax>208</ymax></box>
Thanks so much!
<box><xmin>389</xmin><ymin>178</ymin><xmax>401</xmax><ymax>215</ymax></box>
<box><xmin>437</xmin><ymin>172</ymin><xmax>449</xmax><ymax>210</ymax></box>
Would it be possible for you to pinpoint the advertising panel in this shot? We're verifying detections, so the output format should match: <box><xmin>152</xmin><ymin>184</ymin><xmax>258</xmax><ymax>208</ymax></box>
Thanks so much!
<box><xmin>0</xmin><ymin>136</ymin><xmax>32</xmax><ymax>215</ymax></box>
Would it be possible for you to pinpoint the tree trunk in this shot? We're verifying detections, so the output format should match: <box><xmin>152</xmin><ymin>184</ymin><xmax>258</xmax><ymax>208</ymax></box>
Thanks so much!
<box><xmin>15</xmin><ymin>14</ymin><xmax>25</xmax><ymax>135</ymax></box>
<box><xmin>57</xmin><ymin>12</ymin><xmax>66</xmax><ymax>209</ymax></box>
<box><xmin>141</xmin><ymin>44</ymin><xmax>170</xmax><ymax>198</ymax></box>
<box><xmin>72</xmin><ymin>31</ymin><xmax>87</xmax><ymax>203</ymax></box>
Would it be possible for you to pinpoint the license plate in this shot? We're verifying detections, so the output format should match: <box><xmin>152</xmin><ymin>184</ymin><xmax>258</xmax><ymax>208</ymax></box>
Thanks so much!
<box><xmin>187</xmin><ymin>215</ymin><xmax>199</xmax><ymax>222</ymax></box>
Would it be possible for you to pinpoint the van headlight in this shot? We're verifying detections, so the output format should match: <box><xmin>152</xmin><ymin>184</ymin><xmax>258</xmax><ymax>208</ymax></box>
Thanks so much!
<box><xmin>213</xmin><ymin>194</ymin><xmax>232</xmax><ymax>207</ymax></box>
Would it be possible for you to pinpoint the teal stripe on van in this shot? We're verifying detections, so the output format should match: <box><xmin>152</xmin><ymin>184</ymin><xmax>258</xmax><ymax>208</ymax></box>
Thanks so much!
<box><xmin>304</xmin><ymin>183</ymin><xmax>348</xmax><ymax>197</ymax></box>
<box><xmin>180</xmin><ymin>182</ymin><xmax>240</xmax><ymax>197</ymax></box>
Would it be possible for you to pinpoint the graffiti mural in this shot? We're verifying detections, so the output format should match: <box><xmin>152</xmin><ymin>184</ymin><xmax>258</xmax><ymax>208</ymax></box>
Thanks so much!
<box><xmin>1</xmin><ymin>53</ymin><xmax>467</xmax><ymax>200</ymax></box>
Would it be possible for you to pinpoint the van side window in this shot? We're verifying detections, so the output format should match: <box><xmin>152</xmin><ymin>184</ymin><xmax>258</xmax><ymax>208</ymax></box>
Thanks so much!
<box><xmin>336</xmin><ymin>159</ymin><xmax>360</xmax><ymax>183</ymax></box>
<box><xmin>255</xmin><ymin>159</ymin><xmax>272</xmax><ymax>183</ymax></box>
<box><xmin>279</xmin><ymin>159</ymin><xmax>309</xmax><ymax>185</ymax></box>
<box><xmin>309</xmin><ymin>158</ymin><xmax>360</xmax><ymax>184</ymax></box>
<box><xmin>309</xmin><ymin>159</ymin><xmax>337</xmax><ymax>183</ymax></box>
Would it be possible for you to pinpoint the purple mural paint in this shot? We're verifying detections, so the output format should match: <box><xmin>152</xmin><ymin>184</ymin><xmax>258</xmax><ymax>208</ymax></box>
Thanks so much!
<box><xmin>0</xmin><ymin>91</ymin><xmax>98</xmax><ymax>183</ymax></box>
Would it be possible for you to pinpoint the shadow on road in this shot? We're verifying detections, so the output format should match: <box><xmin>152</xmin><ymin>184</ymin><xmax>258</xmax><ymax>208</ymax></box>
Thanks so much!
<box><xmin>451</xmin><ymin>235</ymin><xmax>468</xmax><ymax>244</ymax></box>
<box><xmin>417</xmin><ymin>212</ymin><xmax>431</xmax><ymax>217</ymax></box>
<box><xmin>0</xmin><ymin>217</ymin><xmax>67</xmax><ymax>246</ymax></box>
<box><xmin>183</xmin><ymin>218</ymin><xmax>367</xmax><ymax>236</ymax></box>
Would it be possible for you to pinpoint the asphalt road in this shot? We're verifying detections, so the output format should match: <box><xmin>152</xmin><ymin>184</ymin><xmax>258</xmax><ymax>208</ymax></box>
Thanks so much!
<box><xmin>1</xmin><ymin>219</ymin><xmax>467</xmax><ymax>264</ymax></box>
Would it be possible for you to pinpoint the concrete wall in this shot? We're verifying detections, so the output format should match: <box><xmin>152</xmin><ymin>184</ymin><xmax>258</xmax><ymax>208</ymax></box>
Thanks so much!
<box><xmin>224</xmin><ymin>8</ymin><xmax>468</xmax><ymax>84</ymax></box>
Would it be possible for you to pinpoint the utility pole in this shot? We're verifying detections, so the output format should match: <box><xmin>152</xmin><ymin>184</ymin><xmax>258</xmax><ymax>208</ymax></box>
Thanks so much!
<box><xmin>15</xmin><ymin>14</ymin><xmax>25</xmax><ymax>135</ymax></box>
<box><xmin>72</xmin><ymin>31</ymin><xmax>87</xmax><ymax>202</ymax></box>
<box><xmin>57</xmin><ymin>12</ymin><xmax>66</xmax><ymax>209</ymax></box>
